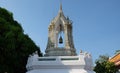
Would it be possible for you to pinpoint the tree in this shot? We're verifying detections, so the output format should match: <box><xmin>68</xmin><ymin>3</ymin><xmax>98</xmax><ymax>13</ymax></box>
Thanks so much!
<box><xmin>115</xmin><ymin>50</ymin><xmax>120</xmax><ymax>54</ymax></box>
<box><xmin>94</xmin><ymin>55</ymin><xmax>118</xmax><ymax>73</ymax></box>
<box><xmin>0</xmin><ymin>7</ymin><xmax>42</xmax><ymax>73</ymax></box>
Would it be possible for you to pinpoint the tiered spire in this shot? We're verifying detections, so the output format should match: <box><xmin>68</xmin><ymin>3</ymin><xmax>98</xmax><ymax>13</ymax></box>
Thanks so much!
<box><xmin>60</xmin><ymin>3</ymin><xmax>62</xmax><ymax>12</ymax></box>
<box><xmin>46</xmin><ymin>3</ymin><xmax>76</xmax><ymax>56</ymax></box>
<box><xmin>59</xmin><ymin>3</ymin><xmax>63</xmax><ymax>15</ymax></box>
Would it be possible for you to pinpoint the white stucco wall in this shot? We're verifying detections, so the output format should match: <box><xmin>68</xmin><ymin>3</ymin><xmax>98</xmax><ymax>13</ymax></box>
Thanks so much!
<box><xmin>26</xmin><ymin>52</ymin><xmax>95</xmax><ymax>73</ymax></box>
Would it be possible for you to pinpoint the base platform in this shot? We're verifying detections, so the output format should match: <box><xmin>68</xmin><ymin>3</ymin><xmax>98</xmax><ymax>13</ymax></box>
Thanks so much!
<box><xmin>26</xmin><ymin>52</ymin><xmax>95</xmax><ymax>73</ymax></box>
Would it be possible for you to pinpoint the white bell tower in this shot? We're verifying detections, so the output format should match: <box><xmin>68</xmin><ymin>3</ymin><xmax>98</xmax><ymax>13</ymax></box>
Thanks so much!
<box><xmin>26</xmin><ymin>3</ymin><xmax>95</xmax><ymax>73</ymax></box>
<box><xmin>45</xmin><ymin>4</ymin><xmax>76</xmax><ymax>56</ymax></box>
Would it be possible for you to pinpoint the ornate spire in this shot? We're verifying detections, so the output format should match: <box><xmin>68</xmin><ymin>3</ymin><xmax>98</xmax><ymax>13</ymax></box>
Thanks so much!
<box><xmin>45</xmin><ymin>2</ymin><xmax>76</xmax><ymax>56</ymax></box>
<box><xmin>60</xmin><ymin>3</ymin><xmax>62</xmax><ymax>11</ymax></box>
<box><xmin>59</xmin><ymin>2</ymin><xmax>63</xmax><ymax>14</ymax></box>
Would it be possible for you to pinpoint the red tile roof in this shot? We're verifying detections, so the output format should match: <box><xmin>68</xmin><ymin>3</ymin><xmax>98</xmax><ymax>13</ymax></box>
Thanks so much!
<box><xmin>109</xmin><ymin>53</ymin><xmax>120</xmax><ymax>66</ymax></box>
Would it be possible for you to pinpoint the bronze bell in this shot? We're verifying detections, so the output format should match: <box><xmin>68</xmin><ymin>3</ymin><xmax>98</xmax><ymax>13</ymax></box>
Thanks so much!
<box><xmin>59</xmin><ymin>36</ymin><xmax>63</xmax><ymax>44</ymax></box>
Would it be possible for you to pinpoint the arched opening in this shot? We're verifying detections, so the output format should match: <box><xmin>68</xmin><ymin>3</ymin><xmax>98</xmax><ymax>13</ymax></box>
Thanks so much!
<box><xmin>56</xmin><ymin>24</ymin><xmax>65</xmax><ymax>48</ymax></box>
<box><xmin>58</xmin><ymin>31</ymin><xmax>64</xmax><ymax>48</ymax></box>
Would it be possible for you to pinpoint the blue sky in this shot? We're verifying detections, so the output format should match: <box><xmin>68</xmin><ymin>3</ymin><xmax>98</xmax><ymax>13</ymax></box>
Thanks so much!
<box><xmin>0</xmin><ymin>0</ymin><xmax>120</xmax><ymax>62</ymax></box>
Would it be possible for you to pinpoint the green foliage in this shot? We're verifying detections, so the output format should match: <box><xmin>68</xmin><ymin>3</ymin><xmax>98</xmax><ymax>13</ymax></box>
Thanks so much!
<box><xmin>94</xmin><ymin>55</ymin><xmax>118</xmax><ymax>73</ymax></box>
<box><xmin>115</xmin><ymin>50</ymin><xmax>120</xmax><ymax>54</ymax></box>
<box><xmin>95</xmin><ymin>55</ymin><xmax>109</xmax><ymax>63</ymax></box>
<box><xmin>0</xmin><ymin>7</ymin><xmax>42</xmax><ymax>73</ymax></box>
